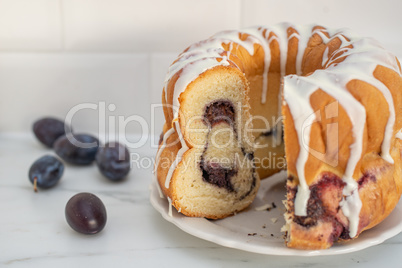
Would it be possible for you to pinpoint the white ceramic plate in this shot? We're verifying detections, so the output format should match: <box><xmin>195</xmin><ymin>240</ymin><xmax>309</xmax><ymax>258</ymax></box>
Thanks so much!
<box><xmin>150</xmin><ymin>171</ymin><xmax>402</xmax><ymax>256</ymax></box>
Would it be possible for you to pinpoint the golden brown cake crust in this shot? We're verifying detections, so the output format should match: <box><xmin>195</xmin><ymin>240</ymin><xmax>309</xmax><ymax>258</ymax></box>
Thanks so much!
<box><xmin>285</xmin><ymin>142</ymin><xmax>402</xmax><ymax>249</ymax></box>
<box><xmin>155</xmin><ymin>24</ymin><xmax>402</xmax><ymax>249</ymax></box>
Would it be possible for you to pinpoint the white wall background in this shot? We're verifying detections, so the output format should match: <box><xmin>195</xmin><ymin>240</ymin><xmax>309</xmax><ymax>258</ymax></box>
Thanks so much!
<box><xmin>0</xmin><ymin>0</ymin><xmax>401</xmax><ymax>143</ymax></box>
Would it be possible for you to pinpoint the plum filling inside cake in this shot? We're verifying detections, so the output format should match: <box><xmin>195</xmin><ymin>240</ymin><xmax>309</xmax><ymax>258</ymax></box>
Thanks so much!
<box><xmin>203</xmin><ymin>100</ymin><xmax>235</xmax><ymax>128</ymax></box>
<box><xmin>200</xmin><ymin>157</ymin><xmax>237</xmax><ymax>192</ymax></box>
<box><xmin>200</xmin><ymin>100</ymin><xmax>238</xmax><ymax>192</ymax></box>
<box><xmin>197</xmin><ymin>99</ymin><xmax>256</xmax><ymax>198</ymax></box>
<box><xmin>288</xmin><ymin>173</ymin><xmax>351</xmax><ymax>243</ymax></box>
<box><xmin>357</xmin><ymin>172</ymin><xmax>377</xmax><ymax>189</ymax></box>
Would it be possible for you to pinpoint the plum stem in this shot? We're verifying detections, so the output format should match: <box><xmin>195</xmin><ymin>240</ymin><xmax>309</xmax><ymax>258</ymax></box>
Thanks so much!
<box><xmin>33</xmin><ymin>177</ymin><xmax>38</xmax><ymax>192</ymax></box>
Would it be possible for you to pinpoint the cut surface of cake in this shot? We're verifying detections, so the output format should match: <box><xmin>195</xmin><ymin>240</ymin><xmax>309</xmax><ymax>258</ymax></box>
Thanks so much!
<box><xmin>154</xmin><ymin>23</ymin><xmax>402</xmax><ymax>249</ymax></box>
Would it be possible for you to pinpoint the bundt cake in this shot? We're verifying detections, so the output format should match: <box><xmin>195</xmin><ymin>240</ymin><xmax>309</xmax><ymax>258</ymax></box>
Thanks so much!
<box><xmin>154</xmin><ymin>23</ymin><xmax>402</xmax><ymax>249</ymax></box>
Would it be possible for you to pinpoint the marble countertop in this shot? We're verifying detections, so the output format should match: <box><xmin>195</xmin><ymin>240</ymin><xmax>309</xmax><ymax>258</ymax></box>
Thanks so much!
<box><xmin>1</xmin><ymin>133</ymin><xmax>402</xmax><ymax>267</ymax></box>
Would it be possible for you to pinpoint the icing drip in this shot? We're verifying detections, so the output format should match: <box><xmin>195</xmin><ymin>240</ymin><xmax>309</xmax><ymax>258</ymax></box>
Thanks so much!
<box><xmin>397</xmin><ymin>129</ymin><xmax>402</xmax><ymax>140</ymax></box>
<box><xmin>284</xmin><ymin>77</ymin><xmax>314</xmax><ymax>216</ymax></box>
<box><xmin>154</xmin><ymin>127</ymin><xmax>175</xmax><ymax>198</ymax></box>
<box><xmin>292</xmin><ymin>25</ymin><xmax>318</xmax><ymax>75</ymax></box>
<box><xmin>241</xmin><ymin>27</ymin><xmax>272</xmax><ymax>104</ymax></box>
<box><xmin>339</xmin><ymin>188</ymin><xmax>361</xmax><ymax>237</ymax></box>
<box><xmin>322</xmin><ymin>46</ymin><xmax>330</xmax><ymax>67</ymax></box>
<box><xmin>164</xmin><ymin>120</ymin><xmax>189</xmax><ymax>189</ymax></box>
<box><xmin>188</xmin><ymin>28</ymin><xmax>271</xmax><ymax>103</ymax></box>
<box><xmin>271</xmin><ymin>24</ymin><xmax>291</xmax><ymax>78</ymax></box>
<box><xmin>165</xmin><ymin>48</ymin><xmax>226</xmax><ymax>85</ymax></box>
<box><xmin>167</xmin><ymin>56</ymin><xmax>231</xmax><ymax>120</ymax></box>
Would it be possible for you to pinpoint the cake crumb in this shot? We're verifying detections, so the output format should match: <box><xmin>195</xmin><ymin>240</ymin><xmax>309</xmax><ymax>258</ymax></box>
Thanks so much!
<box><xmin>262</xmin><ymin>224</ymin><xmax>266</xmax><ymax>229</ymax></box>
<box><xmin>248</xmin><ymin>233</ymin><xmax>257</xmax><ymax>236</ymax></box>
<box><xmin>255</xmin><ymin>204</ymin><xmax>272</xmax><ymax>211</ymax></box>
<box><xmin>270</xmin><ymin>234</ymin><xmax>274</xmax><ymax>237</ymax></box>
<box><xmin>271</xmin><ymin>218</ymin><xmax>278</xmax><ymax>223</ymax></box>
<box><xmin>255</xmin><ymin>202</ymin><xmax>278</xmax><ymax>212</ymax></box>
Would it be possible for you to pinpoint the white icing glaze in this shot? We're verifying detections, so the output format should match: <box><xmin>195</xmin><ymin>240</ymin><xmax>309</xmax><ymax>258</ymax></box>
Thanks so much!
<box><xmin>164</xmin><ymin>120</ymin><xmax>189</xmax><ymax>189</ymax></box>
<box><xmin>322</xmin><ymin>46</ymin><xmax>330</xmax><ymax>66</ymax></box>
<box><xmin>154</xmin><ymin>127</ymin><xmax>175</xmax><ymax>198</ymax></box>
<box><xmin>171</xmin><ymin>58</ymin><xmax>231</xmax><ymax>119</ymax></box>
<box><xmin>339</xmin><ymin>188</ymin><xmax>361</xmax><ymax>238</ymax></box>
<box><xmin>397</xmin><ymin>129</ymin><xmax>402</xmax><ymax>140</ymax></box>
<box><xmin>156</xmin><ymin>177</ymin><xmax>164</xmax><ymax>199</ymax></box>
<box><xmin>271</xmin><ymin>23</ymin><xmax>292</xmax><ymax>78</ymax></box>
<box><xmin>283</xmin><ymin>77</ymin><xmax>314</xmax><ymax>216</ymax></box>
<box><xmin>161</xmin><ymin>23</ymin><xmax>401</xmax><ymax>238</ymax></box>
<box><xmin>241</xmin><ymin>27</ymin><xmax>271</xmax><ymax>104</ymax></box>
<box><xmin>292</xmin><ymin>25</ymin><xmax>317</xmax><ymax>75</ymax></box>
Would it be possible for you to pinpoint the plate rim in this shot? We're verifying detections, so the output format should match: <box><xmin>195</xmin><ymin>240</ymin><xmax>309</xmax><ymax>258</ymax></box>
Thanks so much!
<box><xmin>149</xmin><ymin>172</ymin><xmax>402</xmax><ymax>256</ymax></box>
